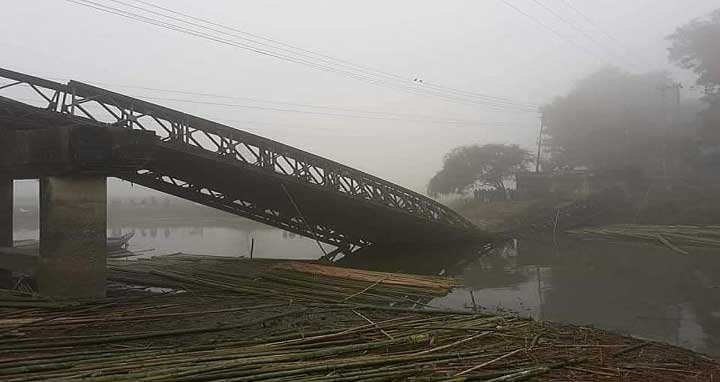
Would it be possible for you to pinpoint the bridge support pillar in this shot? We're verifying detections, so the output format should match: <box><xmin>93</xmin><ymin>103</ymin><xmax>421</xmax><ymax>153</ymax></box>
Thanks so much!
<box><xmin>38</xmin><ymin>176</ymin><xmax>107</xmax><ymax>299</ymax></box>
<box><xmin>0</xmin><ymin>178</ymin><xmax>12</xmax><ymax>289</ymax></box>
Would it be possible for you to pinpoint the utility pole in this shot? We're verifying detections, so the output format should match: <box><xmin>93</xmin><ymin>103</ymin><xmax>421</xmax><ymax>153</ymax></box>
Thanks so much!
<box><xmin>535</xmin><ymin>111</ymin><xmax>545</xmax><ymax>173</ymax></box>
<box><xmin>659</xmin><ymin>82</ymin><xmax>682</xmax><ymax>184</ymax></box>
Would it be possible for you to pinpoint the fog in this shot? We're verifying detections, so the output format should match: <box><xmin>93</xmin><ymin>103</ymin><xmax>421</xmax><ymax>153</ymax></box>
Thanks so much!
<box><xmin>3</xmin><ymin>0</ymin><xmax>717</xmax><ymax>196</ymax></box>
<box><xmin>7</xmin><ymin>1</ymin><xmax>720</xmax><ymax>363</ymax></box>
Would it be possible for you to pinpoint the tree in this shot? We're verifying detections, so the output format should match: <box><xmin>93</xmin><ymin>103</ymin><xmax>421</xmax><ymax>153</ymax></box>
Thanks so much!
<box><xmin>540</xmin><ymin>67</ymin><xmax>696</xmax><ymax>174</ymax></box>
<box><xmin>668</xmin><ymin>9</ymin><xmax>720</xmax><ymax>97</ymax></box>
<box><xmin>668</xmin><ymin>9</ymin><xmax>720</xmax><ymax>144</ymax></box>
<box><xmin>428</xmin><ymin>144</ymin><xmax>531</xmax><ymax>197</ymax></box>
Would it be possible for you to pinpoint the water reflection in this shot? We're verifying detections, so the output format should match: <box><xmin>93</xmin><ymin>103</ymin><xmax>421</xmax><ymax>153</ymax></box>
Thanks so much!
<box><xmin>12</xmin><ymin>217</ymin><xmax>720</xmax><ymax>355</ymax></box>
<box><xmin>434</xmin><ymin>236</ymin><xmax>720</xmax><ymax>355</ymax></box>
<box><xmin>115</xmin><ymin>223</ymin><xmax>324</xmax><ymax>259</ymax></box>
<box><xmin>16</xmin><ymin>220</ymin><xmax>325</xmax><ymax>260</ymax></box>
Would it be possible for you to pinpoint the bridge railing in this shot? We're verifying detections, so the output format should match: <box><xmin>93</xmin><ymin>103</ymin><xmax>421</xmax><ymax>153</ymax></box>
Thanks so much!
<box><xmin>0</xmin><ymin>68</ymin><xmax>477</xmax><ymax>233</ymax></box>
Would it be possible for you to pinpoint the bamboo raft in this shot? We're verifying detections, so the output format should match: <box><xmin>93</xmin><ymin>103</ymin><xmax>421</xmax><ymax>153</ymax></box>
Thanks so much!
<box><xmin>0</xmin><ymin>255</ymin><xmax>718</xmax><ymax>381</ymax></box>
<box><xmin>568</xmin><ymin>224</ymin><xmax>720</xmax><ymax>254</ymax></box>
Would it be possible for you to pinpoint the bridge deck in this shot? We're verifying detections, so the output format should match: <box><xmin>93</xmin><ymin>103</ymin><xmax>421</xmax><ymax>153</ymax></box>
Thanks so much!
<box><xmin>0</xmin><ymin>68</ymin><xmax>489</xmax><ymax>254</ymax></box>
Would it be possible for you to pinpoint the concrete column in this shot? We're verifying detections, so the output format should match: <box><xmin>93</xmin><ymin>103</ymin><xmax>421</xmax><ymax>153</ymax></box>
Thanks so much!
<box><xmin>38</xmin><ymin>176</ymin><xmax>107</xmax><ymax>299</ymax></box>
<box><xmin>0</xmin><ymin>178</ymin><xmax>11</xmax><ymax>247</ymax></box>
<box><xmin>0</xmin><ymin>178</ymin><xmax>12</xmax><ymax>289</ymax></box>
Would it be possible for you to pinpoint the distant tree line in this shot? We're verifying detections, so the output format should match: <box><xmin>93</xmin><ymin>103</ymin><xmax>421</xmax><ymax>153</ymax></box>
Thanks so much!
<box><xmin>668</xmin><ymin>9</ymin><xmax>720</xmax><ymax>149</ymax></box>
<box><xmin>427</xmin><ymin>8</ymin><xmax>720</xmax><ymax>198</ymax></box>
<box><xmin>542</xmin><ymin>8</ymin><xmax>720</xmax><ymax>175</ymax></box>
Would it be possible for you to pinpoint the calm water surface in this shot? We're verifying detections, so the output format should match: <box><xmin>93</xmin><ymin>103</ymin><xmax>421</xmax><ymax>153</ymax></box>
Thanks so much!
<box><xmin>14</xmin><ymin>218</ymin><xmax>720</xmax><ymax>355</ymax></box>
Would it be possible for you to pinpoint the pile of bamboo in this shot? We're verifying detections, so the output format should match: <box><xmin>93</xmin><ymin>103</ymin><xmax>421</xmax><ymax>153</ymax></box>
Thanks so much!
<box><xmin>0</xmin><ymin>306</ymin><xmax>566</xmax><ymax>381</ymax></box>
<box><xmin>0</xmin><ymin>295</ymin><xmax>716</xmax><ymax>381</ymax></box>
<box><xmin>568</xmin><ymin>224</ymin><xmax>720</xmax><ymax>254</ymax></box>
<box><xmin>1</xmin><ymin>255</ymin><xmax>718</xmax><ymax>381</ymax></box>
<box><xmin>108</xmin><ymin>255</ymin><xmax>453</xmax><ymax>307</ymax></box>
<box><xmin>272</xmin><ymin>262</ymin><xmax>458</xmax><ymax>292</ymax></box>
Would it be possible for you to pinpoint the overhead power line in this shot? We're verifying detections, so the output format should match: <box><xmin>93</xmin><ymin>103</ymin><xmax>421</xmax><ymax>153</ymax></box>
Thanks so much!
<box><xmin>126</xmin><ymin>0</ymin><xmax>535</xmax><ymax>108</ymax></box>
<box><xmin>64</xmin><ymin>0</ymin><xmax>540</xmax><ymax>113</ymax></box>
<box><xmin>53</xmin><ymin>78</ymin><xmax>528</xmax><ymax>123</ymax></box>
<box><xmin>556</xmin><ymin>0</ymin><xmax>629</xmax><ymax>46</ymax></box>
<box><xmin>496</xmin><ymin>0</ymin><xmax>611</xmax><ymax>64</ymax></box>
<box><xmin>9</xmin><ymin>96</ymin><xmax>527</xmax><ymax>140</ymax></box>
<box><xmin>5</xmin><ymin>81</ymin><xmax>527</xmax><ymax>128</ymax></box>
<box><xmin>554</xmin><ymin>0</ymin><xmax>654</xmax><ymax>68</ymax></box>
<box><xmin>528</xmin><ymin>0</ymin><xmax>638</xmax><ymax>69</ymax></box>
<box><xmin>133</xmin><ymin>94</ymin><xmax>526</xmax><ymax>126</ymax></box>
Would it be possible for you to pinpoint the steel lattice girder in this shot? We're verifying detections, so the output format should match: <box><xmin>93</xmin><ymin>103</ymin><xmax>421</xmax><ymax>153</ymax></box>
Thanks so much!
<box><xmin>0</xmin><ymin>68</ymin><xmax>486</xmax><ymax>249</ymax></box>
<box><xmin>123</xmin><ymin>169</ymin><xmax>368</xmax><ymax>248</ymax></box>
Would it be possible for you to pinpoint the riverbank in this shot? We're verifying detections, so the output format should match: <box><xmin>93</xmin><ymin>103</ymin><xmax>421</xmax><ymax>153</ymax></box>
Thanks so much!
<box><xmin>455</xmin><ymin>178</ymin><xmax>720</xmax><ymax>236</ymax></box>
<box><xmin>1</xmin><ymin>255</ymin><xmax>718</xmax><ymax>381</ymax></box>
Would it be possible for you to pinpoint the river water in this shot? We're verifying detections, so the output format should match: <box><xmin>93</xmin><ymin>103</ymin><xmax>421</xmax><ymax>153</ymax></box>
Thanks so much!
<box><xmin>13</xmin><ymin>217</ymin><xmax>720</xmax><ymax>356</ymax></box>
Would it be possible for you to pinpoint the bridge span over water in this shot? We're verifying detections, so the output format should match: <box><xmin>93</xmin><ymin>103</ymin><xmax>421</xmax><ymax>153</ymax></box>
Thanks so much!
<box><xmin>0</xmin><ymin>68</ymin><xmax>488</xmax><ymax>297</ymax></box>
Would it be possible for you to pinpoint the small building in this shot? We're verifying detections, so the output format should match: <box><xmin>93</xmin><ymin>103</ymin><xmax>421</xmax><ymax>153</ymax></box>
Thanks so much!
<box><xmin>515</xmin><ymin>169</ymin><xmax>642</xmax><ymax>200</ymax></box>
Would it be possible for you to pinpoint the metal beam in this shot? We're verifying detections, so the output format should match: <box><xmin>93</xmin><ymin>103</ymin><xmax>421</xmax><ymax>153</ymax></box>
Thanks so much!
<box><xmin>0</xmin><ymin>68</ymin><xmax>486</xmax><ymax>251</ymax></box>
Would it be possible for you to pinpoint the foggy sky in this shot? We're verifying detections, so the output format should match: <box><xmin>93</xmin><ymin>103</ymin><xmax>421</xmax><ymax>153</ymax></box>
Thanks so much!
<box><xmin>3</xmin><ymin>0</ymin><xmax>718</xmax><ymax>198</ymax></box>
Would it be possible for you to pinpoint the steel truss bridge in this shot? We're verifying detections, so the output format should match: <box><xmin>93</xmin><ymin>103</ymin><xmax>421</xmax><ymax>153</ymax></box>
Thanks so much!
<box><xmin>0</xmin><ymin>68</ymin><xmax>487</xmax><ymax>258</ymax></box>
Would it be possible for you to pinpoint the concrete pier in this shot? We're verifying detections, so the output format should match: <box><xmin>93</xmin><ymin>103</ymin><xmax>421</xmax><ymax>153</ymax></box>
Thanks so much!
<box><xmin>38</xmin><ymin>176</ymin><xmax>107</xmax><ymax>298</ymax></box>
<box><xmin>0</xmin><ymin>178</ymin><xmax>11</xmax><ymax>247</ymax></box>
<box><xmin>0</xmin><ymin>178</ymin><xmax>12</xmax><ymax>288</ymax></box>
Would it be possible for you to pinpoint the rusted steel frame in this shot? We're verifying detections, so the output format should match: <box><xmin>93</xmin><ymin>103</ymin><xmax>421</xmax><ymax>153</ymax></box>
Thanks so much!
<box><xmin>388</xmin><ymin>191</ymin><xmax>403</xmax><ymax>209</ymax></box>
<box><xmin>150</xmin><ymin>116</ymin><xmax>173</xmax><ymax>136</ymax></box>
<box><xmin>240</xmin><ymin>142</ymin><xmax>260</xmax><ymax>163</ymax></box>
<box><xmin>271</xmin><ymin>152</ymin><xmax>281</xmax><ymax>171</ymax></box>
<box><xmin>354</xmin><ymin>180</ymin><xmax>367</xmax><ymax>198</ymax></box>
<box><xmin>337</xmin><ymin>176</ymin><xmax>352</xmax><ymax>194</ymax></box>
<box><xmin>338</xmin><ymin>175</ymin><xmax>352</xmax><ymax>195</ymax></box>
<box><xmin>305</xmin><ymin>165</ymin><xmax>323</xmax><ymax>185</ymax></box>
<box><xmin>97</xmin><ymin>96</ymin><xmax>125</xmax><ymax>118</ymax></box>
<box><xmin>66</xmin><ymin>80</ymin><xmax>462</xmax><ymax>223</ymax></box>
<box><xmin>72</xmin><ymin>95</ymin><xmax>101</xmax><ymax>106</ymax></box>
<box><xmin>258</xmin><ymin>146</ymin><xmax>274</xmax><ymax>169</ymax></box>
<box><xmin>0</xmin><ymin>81</ymin><xmax>22</xmax><ymax>91</ymax></box>
<box><xmin>280</xmin><ymin>183</ymin><xmax>329</xmax><ymax>257</ymax></box>
<box><xmin>0</xmin><ymin>70</ymin><xmax>476</xmax><ymax>231</ymax></box>
<box><xmin>217</xmin><ymin>137</ymin><xmax>232</xmax><ymax>156</ymax></box>
<box><xmin>232</xmin><ymin>144</ymin><xmax>251</xmax><ymax>163</ymax></box>
<box><xmin>97</xmin><ymin>100</ymin><xmax>124</xmax><ymax>123</ymax></box>
<box><xmin>274</xmin><ymin>157</ymin><xmax>292</xmax><ymax>176</ymax></box>
<box><xmin>345</xmin><ymin>178</ymin><xmax>357</xmax><ymax>195</ymax></box>
<box><xmin>199</xmin><ymin>129</ymin><xmax>222</xmax><ymax>151</ymax></box>
<box><xmin>47</xmin><ymin>91</ymin><xmax>61</xmax><ymax>111</ymax></box>
<box><xmin>168</xmin><ymin>121</ymin><xmax>181</xmax><ymax>140</ymax></box>
<box><xmin>184</xmin><ymin>126</ymin><xmax>204</xmax><ymax>148</ymax></box>
<box><xmin>0</xmin><ymin>68</ymin><xmax>66</xmax><ymax>92</ymax></box>
<box><xmin>123</xmin><ymin>170</ymin><xmax>362</xmax><ymax>247</ymax></box>
<box><xmin>228</xmin><ymin>139</ymin><xmax>243</xmax><ymax>159</ymax></box>
<box><xmin>59</xmin><ymin>91</ymin><xmax>69</xmax><ymax>113</ymax></box>
<box><xmin>27</xmin><ymin>84</ymin><xmax>55</xmax><ymax>106</ymax></box>
<box><xmin>130</xmin><ymin>116</ymin><xmax>150</xmax><ymax>131</ymax></box>
<box><xmin>73</xmin><ymin>102</ymin><xmax>97</xmax><ymax>121</ymax></box>
<box><xmin>276</xmin><ymin>155</ymin><xmax>296</xmax><ymax>176</ymax></box>
<box><xmin>191</xmin><ymin>125</ymin><xmax>452</xmax><ymax>225</ymax></box>
<box><xmin>290</xmin><ymin>155</ymin><xmax>300</xmax><ymax>175</ymax></box>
